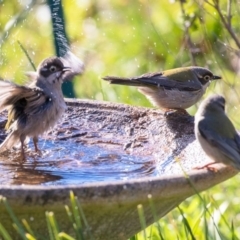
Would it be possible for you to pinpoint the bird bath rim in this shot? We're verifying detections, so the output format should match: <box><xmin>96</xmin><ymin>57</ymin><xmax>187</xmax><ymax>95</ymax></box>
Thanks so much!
<box><xmin>0</xmin><ymin>165</ymin><xmax>237</xmax><ymax>200</ymax></box>
<box><xmin>0</xmin><ymin>99</ymin><xmax>238</xmax><ymax>240</ymax></box>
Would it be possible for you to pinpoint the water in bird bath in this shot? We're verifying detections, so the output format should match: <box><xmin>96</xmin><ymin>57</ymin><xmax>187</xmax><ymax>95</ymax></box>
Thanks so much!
<box><xmin>0</xmin><ymin>100</ymin><xmax>208</xmax><ymax>185</ymax></box>
<box><xmin>0</xmin><ymin>137</ymin><xmax>157</xmax><ymax>185</ymax></box>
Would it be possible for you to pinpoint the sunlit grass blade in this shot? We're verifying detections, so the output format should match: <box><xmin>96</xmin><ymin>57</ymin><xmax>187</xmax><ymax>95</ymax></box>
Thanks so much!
<box><xmin>137</xmin><ymin>204</ymin><xmax>147</xmax><ymax>240</ymax></box>
<box><xmin>65</xmin><ymin>204</ymin><xmax>84</xmax><ymax>239</ymax></box>
<box><xmin>190</xmin><ymin>182</ymin><xmax>224</xmax><ymax>239</ymax></box>
<box><xmin>45</xmin><ymin>212</ymin><xmax>55</xmax><ymax>240</ymax></box>
<box><xmin>0</xmin><ymin>222</ymin><xmax>12</xmax><ymax>240</ymax></box>
<box><xmin>76</xmin><ymin>198</ymin><xmax>94</xmax><ymax>240</ymax></box>
<box><xmin>72</xmin><ymin>223</ymin><xmax>83</xmax><ymax>240</ymax></box>
<box><xmin>210</xmin><ymin>196</ymin><xmax>234</xmax><ymax>233</ymax></box>
<box><xmin>17</xmin><ymin>40</ymin><xmax>36</xmax><ymax>71</ymax></box>
<box><xmin>147</xmin><ymin>194</ymin><xmax>164</xmax><ymax>240</ymax></box>
<box><xmin>0</xmin><ymin>196</ymin><xmax>26</xmax><ymax>239</ymax></box>
<box><xmin>69</xmin><ymin>191</ymin><xmax>84</xmax><ymax>239</ymax></box>
<box><xmin>22</xmin><ymin>219</ymin><xmax>36</xmax><ymax>238</ymax></box>
<box><xmin>191</xmin><ymin>206</ymin><xmax>205</xmax><ymax>234</ymax></box>
<box><xmin>69</xmin><ymin>191</ymin><xmax>82</xmax><ymax>228</ymax></box>
<box><xmin>203</xmin><ymin>198</ymin><xmax>209</xmax><ymax>240</ymax></box>
<box><xmin>25</xmin><ymin>233</ymin><xmax>37</xmax><ymax>240</ymax></box>
<box><xmin>177</xmin><ymin>206</ymin><xmax>196</xmax><ymax>240</ymax></box>
<box><xmin>65</xmin><ymin>205</ymin><xmax>74</xmax><ymax>224</ymax></box>
<box><xmin>58</xmin><ymin>232</ymin><xmax>75</xmax><ymax>240</ymax></box>
<box><xmin>46</xmin><ymin>211</ymin><xmax>60</xmax><ymax>240</ymax></box>
<box><xmin>12</xmin><ymin>223</ymin><xmax>27</xmax><ymax>240</ymax></box>
<box><xmin>175</xmin><ymin>159</ymin><xmax>225</xmax><ymax>239</ymax></box>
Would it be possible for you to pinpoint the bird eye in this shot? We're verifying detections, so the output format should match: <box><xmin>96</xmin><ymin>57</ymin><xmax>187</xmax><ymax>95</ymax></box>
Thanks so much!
<box><xmin>49</xmin><ymin>66</ymin><xmax>57</xmax><ymax>72</ymax></box>
<box><xmin>203</xmin><ymin>75</ymin><xmax>211</xmax><ymax>81</ymax></box>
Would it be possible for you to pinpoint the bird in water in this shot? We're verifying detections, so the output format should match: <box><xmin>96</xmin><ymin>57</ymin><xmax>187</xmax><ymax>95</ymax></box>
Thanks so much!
<box><xmin>0</xmin><ymin>56</ymin><xmax>74</xmax><ymax>159</ymax></box>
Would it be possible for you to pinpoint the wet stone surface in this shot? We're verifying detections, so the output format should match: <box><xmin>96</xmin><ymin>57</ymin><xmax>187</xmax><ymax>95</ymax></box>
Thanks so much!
<box><xmin>0</xmin><ymin>99</ymin><xmax>209</xmax><ymax>185</ymax></box>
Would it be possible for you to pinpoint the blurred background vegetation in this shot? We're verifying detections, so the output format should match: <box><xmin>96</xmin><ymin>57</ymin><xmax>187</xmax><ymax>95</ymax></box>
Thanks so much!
<box><xmin>1</xmin><ymin>0</ymin><xmax>240</xmax><ymax>120</ymax></box>
<box><xmin>1</xmin><ymin>0</ymin><xmax>240</xmax><ymax>238</ymax></box>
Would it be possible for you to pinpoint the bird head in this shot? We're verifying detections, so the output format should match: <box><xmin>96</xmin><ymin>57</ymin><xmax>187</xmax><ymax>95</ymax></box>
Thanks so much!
<box><xmin>162</xmin><ymin>66</ymin><xmax>221</xmax><ymax>86</ymax></box>
<box><xmin>191</xmin><ymin>67</ymin><xmax>221</xmax><ymax>85</ymax></box>
<box><xmin>196</xmin><ymin>94</ymin><xmax>238</xmax><ymax>140</ymax></box>
<box><xmin>199</xmin><ymin>94</ymin><xmax>225</xmax><ymax>115</ymax></box>
<box><xmin>37</xmin><ymin>57</ymin><xmax>72</xmax><ymax>85</ymax></box>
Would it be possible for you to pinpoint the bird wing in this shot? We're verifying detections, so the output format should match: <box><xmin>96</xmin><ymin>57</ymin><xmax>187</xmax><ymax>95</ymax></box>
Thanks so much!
<box><xmin>198</xmin><ymin>120</ymin><xmax>240</xmax><ymax>163</ymax></box>
<box><xmin>0</xmin><ymin>80</ymin><xmax>50</xmax><ymax>115</ymax></box>
<box><xmin>103</xmin><ymin>72</ymin><xmax>202</xmax><ymax>91</ymax></box>
<box><xmin>24</xmin><ymin>87</ymin><xmax>51</xmax><ymax>115</ymax></box>
<box><xmin>234</xmin><ymin>132</ymin><xmax>240</xmax><ymax>152</ymax></box>
<box><xmin>0</xmin><ymin>80</ymin><xmax>32</xmax><ymax>112</ymax></box>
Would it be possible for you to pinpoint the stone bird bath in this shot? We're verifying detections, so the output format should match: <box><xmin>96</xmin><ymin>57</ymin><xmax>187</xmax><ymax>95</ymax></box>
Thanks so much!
<box><xmin>0</xmin><ymin>99</ymin><xmax>237</xmax><ymax>239</ymax></box>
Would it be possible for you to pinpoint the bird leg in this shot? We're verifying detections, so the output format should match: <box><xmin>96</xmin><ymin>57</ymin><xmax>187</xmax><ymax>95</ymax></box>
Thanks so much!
<box><xmin>20</xmin><ymin>135</ymin><xmax>26</xmax><ymax>160</ymax></box>
<box><xmin>33</xmin><ymin>136</ymin><xmax>40</xmax><ymax>152</ymax></box>
<box><xmin>193</xmin><ymin>162</ymin><xmax>218</xmax><ymax>172</ymax></box>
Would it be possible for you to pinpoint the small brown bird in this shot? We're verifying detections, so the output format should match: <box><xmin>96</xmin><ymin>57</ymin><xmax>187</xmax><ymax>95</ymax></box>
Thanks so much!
<box><xmin>103</xmin><ymin>66</ymin><xmax>221</xmax><ymax>111</ymax></box>
<box><xmin>0</xmin><ymin>56</ymin><xmax>73</xmax><ymax>159</ymax></box>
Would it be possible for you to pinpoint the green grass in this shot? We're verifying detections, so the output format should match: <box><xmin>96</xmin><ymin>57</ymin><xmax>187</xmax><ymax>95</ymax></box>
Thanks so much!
<box><xmin>1</xmin><ymin>176</ymin><xmax>240</xmax><ymax>240</ymax></box>
<box><xmin>135</xmin><ymin>174</ymin><xmax>240</xmax><ymax>240</ymax></box>
<box><xmin>0</xmin><ymin>191</ymin><xmax>94</xmax><ymax>240</ymax></box>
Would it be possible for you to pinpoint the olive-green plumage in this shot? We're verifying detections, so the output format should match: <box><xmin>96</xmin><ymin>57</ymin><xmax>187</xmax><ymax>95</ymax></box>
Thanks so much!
<box><xmin>103</xmin><ymin>66</ymin><xmax>221</xmax><ymax>110</ymax></box>
<box><xmin>195</xmin><ymin>95</ymin><xmax>240</xmax><ymax>170</ymax></box>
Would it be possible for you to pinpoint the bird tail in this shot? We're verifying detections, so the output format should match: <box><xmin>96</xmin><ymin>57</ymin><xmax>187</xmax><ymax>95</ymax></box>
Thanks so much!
<box><xmin>0</xmin><ymin>131</ymin><xmax>19</xmax><ymax>152</ymax></box>
<box><xmin>102</xmin><ymin>76</ymin><xmax>143</xmax><ymax>87</ymax></box>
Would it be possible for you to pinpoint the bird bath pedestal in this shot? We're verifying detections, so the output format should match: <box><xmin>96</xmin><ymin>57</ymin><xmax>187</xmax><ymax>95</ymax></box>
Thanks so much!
<box><xmin>0</xmin><ymin>99</ymin><xmax>237</xmax><ymax>239</ymax></box>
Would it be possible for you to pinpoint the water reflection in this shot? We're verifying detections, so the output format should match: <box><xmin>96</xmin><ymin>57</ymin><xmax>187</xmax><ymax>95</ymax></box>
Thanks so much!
<box><xmin>0</xmin><ymin>103</ymin><xmax>201</xmax><ymax>186</ymax></box>
<box><xmin>0</xmin><ymin>139</ymin><xmax>156</xmax><ymax>185</ymax></box>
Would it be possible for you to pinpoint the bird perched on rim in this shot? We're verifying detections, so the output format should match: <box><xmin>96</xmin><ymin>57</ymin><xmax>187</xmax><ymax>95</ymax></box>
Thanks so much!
<box><xmin>195</xmin><ymin>94</ymin><xmax>240</xmax><ymax>171</ymax></box>
<box><xmin>0</xmin><ymin>56</ymin><xmax>74</xmax><ymax>159</ymax></box>
<box><xmin>103</xmin><ymin>66</ymin><xmax>221</xmax><ymax>112</ymax></box>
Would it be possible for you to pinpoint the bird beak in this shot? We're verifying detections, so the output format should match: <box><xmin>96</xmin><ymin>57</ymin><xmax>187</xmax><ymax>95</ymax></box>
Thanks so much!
<box><xmin>61</xmin><ymin>67</ymin><xmax>75</xmax><ymax>82</ymax></box>
<box><xmin>212</xmin><ymin>75</ymin><xmax>221</xmax><ymax>80</ymax></box>
<box><xmin>62</xmin><ymin>67</ymin><xmax>72</xmax><ymax>72</ymax></box>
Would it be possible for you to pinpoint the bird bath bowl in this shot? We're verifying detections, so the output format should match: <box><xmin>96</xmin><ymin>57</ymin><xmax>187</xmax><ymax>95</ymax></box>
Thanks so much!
<box><xmin>0</xmin><ymin>99</ymin><xmax>237</xmax><ymax>239</ymax></box>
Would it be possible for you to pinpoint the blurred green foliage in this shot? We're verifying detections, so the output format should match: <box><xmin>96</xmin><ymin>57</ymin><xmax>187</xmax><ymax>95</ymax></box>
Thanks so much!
<box><xmin>1</xmin><ymin>0</ymin><xmax>240</xmax><ymax>238</ymax></box>
<box><xmin>136</xmin><ymin>174</ymin><xmax>240</xmax><ymax>239</ymax></box>
<box><xmin>0</xmin><ymin>1</ymin><xmax>239</xmax><ymax>105</ymax></box>
<box><xmin>1</xmin><ymin>0</ymin><xmax>240</xmax><ymax>120</ymax></box>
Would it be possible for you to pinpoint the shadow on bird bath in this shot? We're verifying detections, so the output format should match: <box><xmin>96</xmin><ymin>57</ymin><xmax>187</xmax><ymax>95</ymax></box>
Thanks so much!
<box><xmin>0</xmin><ymin>99</ymin><xmax>237</xmax><ymax>239</ymax></box>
